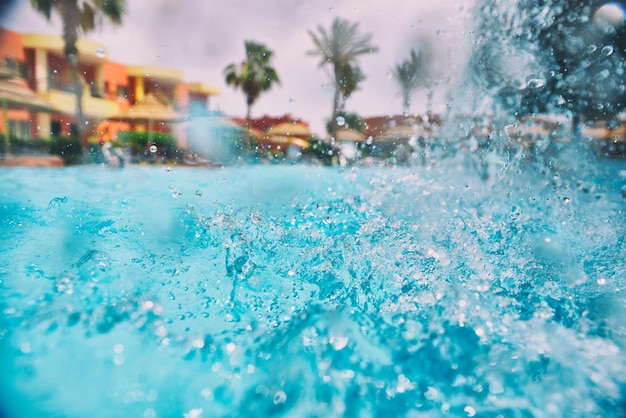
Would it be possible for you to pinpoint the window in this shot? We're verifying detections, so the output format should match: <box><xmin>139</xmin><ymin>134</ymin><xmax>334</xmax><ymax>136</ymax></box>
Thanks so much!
<box><xmin>90</xmin><ymin>82</ymin><xmax>103</xmax><ymax>98</ymax></box>
<box><xmin>8</xmin><ymin>120</ymin><xmax>31</xmax><ymax>139</ymax></box>
<box><xmin>117</xmin><ymin>85</ymin><xmax>128</xmax><ymax>99</ymax></box>
<box><xmin>50</xmin><ymin>120</ymin><xmax>62</xmax><ymax>136</ymax></box>
<box><xmin>5</xmin><ymin>57</ymin><xmax>27</xmax><ymax>79</ymax></box>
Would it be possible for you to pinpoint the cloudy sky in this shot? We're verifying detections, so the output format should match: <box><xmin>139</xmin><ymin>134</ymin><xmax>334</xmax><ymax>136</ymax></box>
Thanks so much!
<box><xmin>2</xmin><ymin>0</ymin><xmax>475</xmax><ymax>135</ymax></box>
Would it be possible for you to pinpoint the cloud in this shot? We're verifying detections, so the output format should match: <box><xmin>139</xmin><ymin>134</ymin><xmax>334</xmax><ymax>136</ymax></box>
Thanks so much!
<box><xmin>2</xmin><ymin>0</ymin><xmax>474</xmax><ymax>135</ymax></box>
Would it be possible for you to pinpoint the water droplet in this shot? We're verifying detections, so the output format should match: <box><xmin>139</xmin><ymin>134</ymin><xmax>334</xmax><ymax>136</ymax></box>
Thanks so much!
<box><xmin>526</xmin><ymin>78</ymin><xmax>545</xmax><ymax>89</ymax></box>
<box><xmin>602</xmin><ymin>45</ymin><xmax>614</xmax><ymax>56</ymax></box>
<box><xmin>336</xmin><ymin>116</ymin><xmax>346</xmax><ymax>127</ymax></box>
<box><xmin>169</xmin><ymin>187</ymin><xmax>181</xmax><ymax>198</ymax></box>
<box><xmin>47</xmin><ymin>196</ymin><xmax>68</xmax><ymax>211</ymax></box>
<box><xmin>149</xmin><ymin>145</ymin><xmax>157</xmax><ymax>153</ymax></box>
<box><xmin>424</xmin><ymin>386</ymin><xmax>438</xmax><ymax>400</ymax></box>
<box><xmin>273</xmin><ymin>390</ymin><xmax>287</xmax><ymax>404</ymax></box>
<box><xmin>329</xmin><ymin>335</ymin><xmax>348</xmax><ymax>350</ymax></box>
<box><xmin>183</xmin><ymin>408</ymin><xmax>203</xmax><ymax>418</ymax></box>
<box><xmin>195</xmin><ymin>189</ymin><xmax>203</xmax><ymax>197</ymax></box>
<box><xmin>201</xmin><ymin>388</ymin><xmax>213</xmax><ymax>399</ymax></box>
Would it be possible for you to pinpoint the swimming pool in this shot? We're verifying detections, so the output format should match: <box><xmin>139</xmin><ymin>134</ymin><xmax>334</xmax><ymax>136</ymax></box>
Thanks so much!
<box><xmin>1</xmin><ymin>156</ymin><xmax>625</xmax><ymax>417</ymax></box>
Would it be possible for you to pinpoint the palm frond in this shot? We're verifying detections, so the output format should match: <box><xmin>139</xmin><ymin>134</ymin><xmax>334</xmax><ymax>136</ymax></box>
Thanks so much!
<box><xmin>93</xmin><ymin>0</ymin><xmax>124</xmax><ymax>24</ymax></box>
<box><xmin>224</xmin><ymin>41</ymin><xmax>280</xmax><ymax>111</ymax></box>
<box><xmin>80</xmin><ymin>2</ymin><xmax>97</xmax><ymax>33</ymax></box>
<box><xmin>29</xmin><ymin>0</ymin><xmax>52</xmax><ymax>19</ymax></box>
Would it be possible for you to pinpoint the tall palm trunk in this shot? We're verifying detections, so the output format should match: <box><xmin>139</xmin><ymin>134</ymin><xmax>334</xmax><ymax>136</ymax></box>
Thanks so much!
<box><xmin>59</xmin><ymin>1</ymin><xmax>88</xmax><ymax>156</ymax></box>
<box><xmin>243</xmin><ymin>99</ymin><xmax>253</xmax><ymax>154</ymax></box>
<box><xmin>426</xmin><ymin>88</ymin><xmax>433</xmax><ymax>118</ymax></box>
<box><xmin>403</xmin><ymin>94</ymin><xmax>410</xmax><ymax>116</ymax></box>
<box><xmin>68</xmin><ymin>52</ymin><xmax>87</xmax><ymax>153</ymax></box>
<box><xmin>331</xmin><ymin>72</ymin><xmax>341</xmax><ymax>138</ymax></box>
<box><xmin>245</xmin><ymin>100</ymin><xmax>252</xmax><ymax>126</ymax></box>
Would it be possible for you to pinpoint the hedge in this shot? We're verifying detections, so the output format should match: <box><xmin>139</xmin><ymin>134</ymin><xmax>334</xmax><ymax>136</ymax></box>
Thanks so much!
<box><xmin>117</xmin><ymin>131</ymin><xmax>179</xmax><ymax>158</ymax></box>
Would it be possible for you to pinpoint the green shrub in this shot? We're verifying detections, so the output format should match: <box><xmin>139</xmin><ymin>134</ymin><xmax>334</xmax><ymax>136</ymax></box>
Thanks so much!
<box><xmin>301</xmin><ymin>137</ymin><xmax>336</xmax><ymax>165</ymax></box>
<box><xmin>325</xmin><ymin>112</ymin><xmax>366</xmax><ymax>134</ymax></box>
<box><xmin>117</xmin><ymin>131</ymin><xmax>179</xmax><ymax>158</ymax></box>
<box><xmin>0</xmin><ymin>135</ymin><xmax>50</xmax><ymax>155</ymax></box>
<box><xmin>49</xmin><ymin>136</ymin><xmax>82</xmax><ymax>164</ymax></box>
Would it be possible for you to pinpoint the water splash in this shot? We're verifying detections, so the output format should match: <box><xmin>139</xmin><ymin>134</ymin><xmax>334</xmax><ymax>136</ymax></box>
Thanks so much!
<box><xmin>0</xmin><ymin>162</ymin><xmax>624</xmax><ymax>417</ymax></box>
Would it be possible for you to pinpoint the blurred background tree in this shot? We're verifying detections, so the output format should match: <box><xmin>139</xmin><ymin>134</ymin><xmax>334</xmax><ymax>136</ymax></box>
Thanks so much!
<box><xmin>393</xmin><ymin>49</ymin><xmax>422</xmax><ymax>116</ymax></box>
<box><xmin>308</xmin><ymin>17</ymin><xmax>378</xmax><ymax>135</ymax></box>
<box><xmin>337</xmin><ymin>62</ymin><xmax>365</xmax><ymax>115</ymax></box>
<box><xmin>224</xmin><ymin>40</ymin><xmax>280</xmax><ymax>126</ymax></box>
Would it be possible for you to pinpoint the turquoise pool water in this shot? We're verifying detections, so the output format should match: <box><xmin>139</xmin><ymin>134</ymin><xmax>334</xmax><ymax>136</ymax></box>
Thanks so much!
<box><xmin>1</xmin><ymin>158</ymin><xmax>625</xmax><ymax>417</ymax></box>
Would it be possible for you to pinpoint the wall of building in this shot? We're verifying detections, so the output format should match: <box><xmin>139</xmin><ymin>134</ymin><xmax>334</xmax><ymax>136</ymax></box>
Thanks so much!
<box><xmin>0</xmin><ymin>28</ymin><xmax>25</xmax><ymax>63</ymax></box>
<box><xmin>0</xmin><ymin>27</ymin><xmax>220</xmax><ymax>148</ymax></box>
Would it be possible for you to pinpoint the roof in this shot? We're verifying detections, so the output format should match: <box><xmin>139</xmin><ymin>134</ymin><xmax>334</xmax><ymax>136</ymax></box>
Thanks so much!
<box><xmin>22</xmin><ymin>33</ymin><xmax>108</xmax><ymax>62</ymax></box>
<box><xmin>362</xmin><ymin>114</ymin><xmax>442</xmax><ymax>137</ymax></box>
<box><xmin>187</xmin><ymin>83</ymin><xmax>221</xmax><ymax>96</ymax></box>
<box><xmin>266</xmin><ymin>121</ymin><xmax>311</xmax><ymax>137</ymax></box>
<box><xmin>108</xmin><ymin>93</ymin><xmax>184</xmax><ymax>122</ymax></box>
<box><xmin>126</xmin><ymin>66</ymin><xmax>184</xmax><ymax>83</ymax></box>
<box><xmin>327</xmin><ymin>128</ymin><xmax>367</xmax><ymax>142</ymax></box>
<box><xmin>232</xmin><ymin>114</ymin><xmax>311</xmax><ymax>133</ymax></box>
<box><xmin>0</xmin><ymin>78</ymin><xmax>61</xmax><ymax>113</ymax></box>
<box><xmin>377</xmin><ymin>124</ymin><xmax>427</xmax><ymax>143</ymax></box>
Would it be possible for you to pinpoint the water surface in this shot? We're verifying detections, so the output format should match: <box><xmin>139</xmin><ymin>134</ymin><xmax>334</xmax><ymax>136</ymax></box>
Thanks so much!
<box><xmin>1</xmin><ymin>160</ymin><xmax>625</xmax><ymax>417</ymax></box>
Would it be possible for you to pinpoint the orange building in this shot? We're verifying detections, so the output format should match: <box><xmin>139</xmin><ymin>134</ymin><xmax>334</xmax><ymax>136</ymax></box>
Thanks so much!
<box><xmin>0</xmin><ymin>27</ymin><xmax>220</xmax><ymax>147</ymax></box>
<box><xmin>0</xmin><ymin>27</ymin><xmax>36</xmax><ymax>139</ymax></box>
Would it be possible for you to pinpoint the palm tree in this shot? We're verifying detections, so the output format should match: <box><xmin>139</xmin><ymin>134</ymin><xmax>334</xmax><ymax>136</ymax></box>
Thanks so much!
<box><xmin>30</xmin><ymin>0</ymin><xmax>125</xmax><ymax>155</ymax></box>
<box><xmin>308</xmin><ymin>17</ymin><xmax>378</xmax><ymax>135</ymax></box>
<box><xmin>224</xmin><ymin>41</ymin><xmax>280</xmax><ymax>126</ymax></box>
<box><xmin>394</xmin><ymin>41</ymin><xmax>443</xmax><ymax>118</ymax></box>
<box><xmin>338</xmin><ymin>63</ymin><xmax>365</xmax><ymax>114</ymax></box>
<box><xmin>392</xmin><ymin>49</ymin><xmax>421</xmax><ymax>115</ymax></box>
<box><xmin>417</xmin><ymin>40</ymin><xmax>438</xmax><ymax>117</ymax></box>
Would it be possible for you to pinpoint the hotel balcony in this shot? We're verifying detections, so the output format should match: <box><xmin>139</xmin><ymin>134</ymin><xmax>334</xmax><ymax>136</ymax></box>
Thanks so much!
<box><xmin>21</xmin><ymin>33</ymin><xmax>121</xmax><ymax>120</ymax></box>
<box><xmin>42</xmin><ymin>88</ymin><xmax>119</xmax><ymax>119</ymax></box>
<box><xmin>126</xmin><ymin>65</ymin><xmax>184</xmax><ymax>106</ymax></box>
